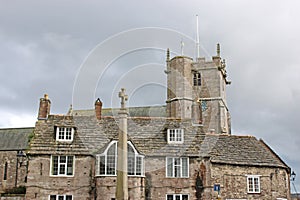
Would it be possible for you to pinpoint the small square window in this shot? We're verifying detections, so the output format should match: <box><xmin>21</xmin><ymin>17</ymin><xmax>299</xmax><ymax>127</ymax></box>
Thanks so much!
<box><xmin>56</xmin><ymin>127</ymin><xmax>74</xmax><ymax>142</ymax></box>
<box><xmin>247</xmin><ymin>175</ymin><xmax>261</xmax><ymax>193</ymax></box>
<box><xmin>167</xmin><ymin>129</ymin><xmax>184</xmax><ymax>144</ymax></box>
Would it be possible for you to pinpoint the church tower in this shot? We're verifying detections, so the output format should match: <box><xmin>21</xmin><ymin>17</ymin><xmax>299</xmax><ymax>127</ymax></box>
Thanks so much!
<box><xmin>165</xmin><ymin>44</ymin><xmax>231</xmax><ymax>134</ymax></box>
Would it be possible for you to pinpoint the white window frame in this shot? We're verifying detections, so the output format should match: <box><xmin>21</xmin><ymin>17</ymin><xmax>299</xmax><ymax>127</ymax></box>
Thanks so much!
<box><xmin>167</xmin><ymin>129</ymin><xmax>184</xmax><ymax>144</ymax></box>
<box><xmin>56</xmin><ymin>127</ymin><xmax>74</xmax><ymax>142</ymax></box>
<box><xmin>49</xmin><ymin>195</ymin><xmax>73</xmax><ymax>200</ymax></box>
<box><xmin>166</xmin><ymin>157</ymin><xmax>189</xmax><ymax>178</ymax></box>
<box><xmin>50</xmin><ymin>155</ymin><xmax>75</xmax><ymax>177</ymax></box>
<box><xmin>247</xmin><ymin>175</ymin><xmax>261</xmax><ymax>193</ymax></box>
<box><xmin>96</xmin><ymin>141</ymin><xmax>144</xmax><ymax>177</ymax></box>
<box><xmin>166</xmin><ymin>194</ymin><xmax>189</xmax><ymax>200</ymax></box>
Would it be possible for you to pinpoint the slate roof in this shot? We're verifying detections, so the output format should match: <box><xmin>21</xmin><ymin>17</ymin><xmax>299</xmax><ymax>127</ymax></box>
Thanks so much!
<box><xmin>28</xmin><ymin>113</ymin><xmax>289</xmax><ymax>170</ymax></box>
<box><xmin>0</xmin><ymin>127</ymin><xmax>34</xmax><ymax>151</ymax></box>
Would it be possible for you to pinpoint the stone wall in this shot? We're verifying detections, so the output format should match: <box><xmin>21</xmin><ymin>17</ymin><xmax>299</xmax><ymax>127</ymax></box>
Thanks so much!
<box><xmin>26</xmin><ymin>155</ymin><xmax>94</xmax><ymax>200</ymax></box>
<box><xmin>0</xmin><ymin>151</ymin><xmax>27</xmax><ymax>194</ymax></box>
<box><xmin>207</xmin><ymin>163</ymin><xmax>290</xmax><ymax>200</ymax></box>
<box><xmin>95</xmin><ymin>176</ymin><xmax>145</xmax><ymax>200</ymax></box>
<box><xmin>144</xmin><ymin>157</ymin><xmax>201</xmax><ymax>200</ymax></box>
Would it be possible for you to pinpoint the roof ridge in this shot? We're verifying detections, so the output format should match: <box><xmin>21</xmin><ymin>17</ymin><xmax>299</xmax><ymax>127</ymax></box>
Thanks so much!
<box><xmin>0</xmin><ymin>127</ymin><xmax>34</xmax><ymax>130</ymax></box>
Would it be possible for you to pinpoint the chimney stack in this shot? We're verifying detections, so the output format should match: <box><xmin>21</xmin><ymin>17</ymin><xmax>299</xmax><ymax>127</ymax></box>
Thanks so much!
<box><xmin>38</xmin><ymin>94</ymin><xmax>51</xmax><ymax>120</ymax></box>
<box><xmin>95</xmin><ymin>98</ymin><xmax>102</xmax><ymax>120</ymax></box>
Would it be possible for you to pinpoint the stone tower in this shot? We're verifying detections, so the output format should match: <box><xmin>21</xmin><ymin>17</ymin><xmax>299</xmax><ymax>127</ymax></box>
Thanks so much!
<box><xmin>165</xmin><ymin>44</ymin><xmax>231</xmax><ymax>134</ymax></box>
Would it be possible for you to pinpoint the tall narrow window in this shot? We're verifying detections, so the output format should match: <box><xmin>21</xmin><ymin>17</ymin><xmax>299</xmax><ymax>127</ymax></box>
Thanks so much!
<box><xmin>3</xmin><ymin>162</ymin><xmax>8</xmax><ymax>180</ymax></box>
<box><xmin>193</xmin><ymin>72</ymin><xmax>201</xmax><ymax>86</ymax></box>
<box><xmin>247</xmin><ymin>175</ymin><xmax>261</xmax><ymax>193</ymax></box>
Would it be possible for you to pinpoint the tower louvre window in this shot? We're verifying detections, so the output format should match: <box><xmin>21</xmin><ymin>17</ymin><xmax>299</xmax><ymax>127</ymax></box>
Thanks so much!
<box><xmin>193</xmin><ymin>72</ymin><xmax>201</xmax><ymax>86</ymax></box>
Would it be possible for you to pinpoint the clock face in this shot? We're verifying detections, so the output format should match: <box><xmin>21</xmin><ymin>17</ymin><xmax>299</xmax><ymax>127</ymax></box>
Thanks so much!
<box><xmin>201</xmin><ymin>101</ymin><xmax>207</xmax><ymax>112</ymax></box>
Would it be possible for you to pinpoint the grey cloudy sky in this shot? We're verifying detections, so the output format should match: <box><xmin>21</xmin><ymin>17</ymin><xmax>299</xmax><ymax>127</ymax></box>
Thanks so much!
<box><xmin>0</xmin><ymin>0</ymin><xmax>299</xmax><ymax>191</ymax></box>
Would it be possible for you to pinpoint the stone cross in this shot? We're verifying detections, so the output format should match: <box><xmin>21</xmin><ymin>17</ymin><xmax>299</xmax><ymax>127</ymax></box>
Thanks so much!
<box><xmin>118</xmin><ymin>88</ymin><xmax>128</xmax><ymax>109</ymax></box>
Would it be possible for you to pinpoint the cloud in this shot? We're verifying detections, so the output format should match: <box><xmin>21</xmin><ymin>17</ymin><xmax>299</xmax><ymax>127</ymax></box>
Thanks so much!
<box><xmin>0</xmin><ymin>0</ymin><xmax>299</xmax><ymax>190</ymax></box>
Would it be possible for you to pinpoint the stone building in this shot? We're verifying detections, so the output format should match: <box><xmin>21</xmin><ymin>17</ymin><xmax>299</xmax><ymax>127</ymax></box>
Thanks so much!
<box><xmin>1</xmin><ymin>45</ymin><xmax>292</xmax><ymax>200</ymax></box>
<box><xmin>0</xmin><ymin>128</ymin><xmax>33</xmax><ymax>198</ymax></box>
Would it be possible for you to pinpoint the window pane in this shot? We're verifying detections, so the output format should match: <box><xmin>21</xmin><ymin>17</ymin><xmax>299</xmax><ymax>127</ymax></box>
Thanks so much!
<box><xmin>174</xmin><ymin>166</ymin><xmax>181</xmax><ymax>177</ymax></box>
<box><xmin>167</xmin><ymin>195</ymin><xmax>173</xmax><ymax>200</ymax></box>
<box><xmin>58</xmin><ymin>196</ymin><xmax>64</xmax><ymax>200</ymax></box>
<box><xmin>60</xmin><ymin>156</ymin><xmax>66</xmax><ymax>163</ymax></box>
<box><xmin>65</xmin><ymin>128</ymin><xmax>72</xmax><ymax>140</ymax></box>
<box><xmin>167</xmin><ymin>158</ymin><xmax>173</xmax><ymax>177</ymax></box>
<box><xmin>59</xmin><ymin>163</ymin><xmax>66</xmax><ymax>175</ymax></box>
<box><xmin>50</xmin><ymin>195</ymin><xmax>56</xmax><ymax>200</ymax></box>
<box><xmin>59</xmin><ymin>128</ymin><xmax>64</xmax><ymax>140</ymax></box>
<box><xmin>136</xmin><ymin>157</ymin><xmax>142</xmax><ymax>175</ymax></box>
<box><xmin>181</xmin><ymin>158</ymin><xmax>188</xmax><ymax>177</ymax></box>
<box><xmin>66</xmin><ymin>195</ymin><xmax>73</xmax><ymax>200</ymax></box>
<box><xmin>67</xmin><ymin>156</ymin><xmax>73</xmax><ymax>175</ymax></box>
<box><xmin>254</xmin><ymin>177</ymin><xmax>259</xmax><ymax>192</ymax></box>
<box><xmin>127</xmin><ymin>145</ymin><xmax>135</xmax><ymax>175</ymax></box>
<box><xmin>248</xmin><ymin>177</ymin><xmax>253</xmax><ymax>192</ymax></box>
<box><xmin>52</xmin><ymin>156</ymin><xmax>58</xmax><ymax>175</ymax></box>
<box><xmin>99</xmin><ymin>156</ymin><xmax>105</xmax><ymax>175</ymax></box>
<box><xmin>182</xmin><ymin>195</ymin><xmax>189</xmax><ymax>200</ymax></box>
<box><xmin>107</xmin><ymin>143</ymin><xmax>116</xmax><ymax>175</ymax></box>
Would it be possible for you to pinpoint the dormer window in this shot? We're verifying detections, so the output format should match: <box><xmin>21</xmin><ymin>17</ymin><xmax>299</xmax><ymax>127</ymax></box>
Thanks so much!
<box><xmin>56</xmin><ymin>127</ymin><xmax>74</xmax><ymax>142</ymax></box>
<box><xmin>167</xmin><ymin>129</ymin><xmax>184</xmax><ymax>144</ymax></box>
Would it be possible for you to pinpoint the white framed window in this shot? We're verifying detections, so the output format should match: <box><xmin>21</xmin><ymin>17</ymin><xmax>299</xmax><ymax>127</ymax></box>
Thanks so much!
<box><xmin>96</xmin><ymin>141</ymin><xmax>144</xmax><ymax>176</ymax></box>
<box><xmin>167</xmin><ymin>129</ymin><xmax>184</xmax><ymax>144</ymax></box>
<box><xmin>166</xmin><ymin>194</ymin><xmax>189</xmax><ymax>200</ymax></box>
<box><xmin>55</xmin><ymin>127</ymin><xmax>74</xmax><ymax>142</ymax></box>
<box><xmin>51</xmin><ymin>155</ymin><xmax>74</xmax><ymax>176</ymax></box>
<box><xmin>49</xmin><ymin>195</ymin><xmax>73</xmax><ymax>200</ymax></box>
<box><xmin>247</xmin><ymin>175</ymin><xmax>261</xmax><ymax>193</ymax></box>
<box><xmin>166</xmin><ymin>157</ymin><xmax>189</xmax><ymax>178</ymax></box>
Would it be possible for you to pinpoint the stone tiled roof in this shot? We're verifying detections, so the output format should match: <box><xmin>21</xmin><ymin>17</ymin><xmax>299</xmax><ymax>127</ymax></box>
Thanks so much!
<box><xmin>28</xmin><ymin>113</ymin><xmax>289</xmax><ymax>169</ymax></box>
<box><xmin>200</xmin><ymin>134</ymin><xmax>289</xmax><ymax>169</ymax></box>
<box><xmin>0</xmin><ymin>127</ymin><xmax>34</xmax><ymax>151</ymax></box>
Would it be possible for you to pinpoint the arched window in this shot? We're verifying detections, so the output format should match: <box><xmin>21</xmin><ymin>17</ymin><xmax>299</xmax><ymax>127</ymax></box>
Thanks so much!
<box><xmin>96</xmin><ymin>141</ymin><xmax>144</xmax><ymax>176</ymax></box>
